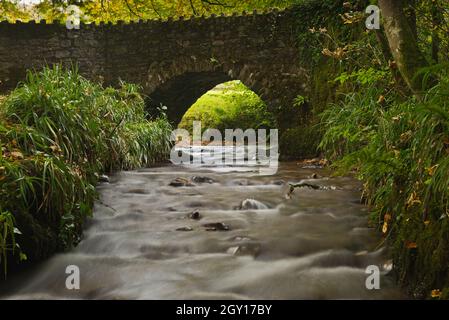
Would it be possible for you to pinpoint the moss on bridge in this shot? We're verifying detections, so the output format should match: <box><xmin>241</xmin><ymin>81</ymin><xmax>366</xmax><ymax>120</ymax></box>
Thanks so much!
<box><xmin>178</xmin><ymin>80</ymin><xmax>274</xmax><ymax>134</ymax></box>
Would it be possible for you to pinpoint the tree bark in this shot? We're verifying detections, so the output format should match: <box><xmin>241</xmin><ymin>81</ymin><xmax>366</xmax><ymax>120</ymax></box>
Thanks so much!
<box><xmin>378</xmin><ymin>0</ymin><xmax>430</xmax><ymax>93</ymax></box>
<box><xmin>431</xmin><ymin>0</ymin><xmax>442</xmax><ymax>63</ymax></box>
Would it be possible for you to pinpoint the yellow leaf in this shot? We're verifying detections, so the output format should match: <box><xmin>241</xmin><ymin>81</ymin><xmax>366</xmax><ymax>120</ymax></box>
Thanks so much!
<box><xmin>319</xmin><ymin>27</ymin><xmax>327</xmax><ymax>34</ymax></box>
<box><xmin>50</xmin><ymin>145</ymin><xmax>62</xmax><ymax>154</ymax></box>
<box><xmin>407</xmin><ymin>192</ymin><xmax>421</xmax><ymax>207</ymax></box>
<box><xmin>426</xmin><ymin>164</ymin><xmax>439</xmax><ymax>176</ymax></box>
<box><xmin>10</xmin><ymin>151</ymin><xmax>24</xmax><ymax>160</ymax></box>
<box><xmin>382</xmin><ymin>221</ymin><xmax>388</xmax><ymax>234</ymax></box>
<box><xmin>377</xmin><ymin>95</ymin><xmax>385</xmax><ymax>104</ymax></box>
<box><xmin>431</xmin><ymin>289</ymin><xmax>441</xmax><ymax>298</ymax></box>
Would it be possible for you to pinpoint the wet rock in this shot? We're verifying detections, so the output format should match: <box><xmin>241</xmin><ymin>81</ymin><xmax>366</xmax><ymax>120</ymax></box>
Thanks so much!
<box><xmin>227</xmin><ymin>246</ymin><xmax>240</xmax><ymax>255</ymax></box>
<box><xmin>169</xmin><ymin>177</ymin><xmax>195</xmax><ymax>187</ymax></box>
<box><xmin>176</xmin><ymin>226</ymin><xmax>194</xmax><ymax>232</ymax></box>
<box><xmin>232</xmin><ymin>179</ymin><xmax>255</xmax><ymax>186</ymax></box>
<box><xmin>191</xmin><ymin>176</ymin><xmax>215</xmax><ymax>184</ymax></box>
<box><xmin>227</xmin><ymin>244</ymin><xmax>261</xmax><ymax>257</ymax></box>
<box><xmin>309</xmin><ymin>173</ymin><xmax>319</xmax><ymax>179</ymax></box>
<box><xmin>237</xmin><ymin>199</ymin><xmax>269</xmax><ymax>210</ymax></box>
<box><xmin>98</xmin><ymin>174</ymin><xmax>110</xmax><ymax>183</ymax></box>
<box><xmin>203</xmin><ymin>222</ymin><xmax>230</xmax><ymax>231</ymax></box>
<box><xmin>188</xmin><ymin>210</ymin><xmax>202</xmax><ymax>220</ymax></box>
<box><xmin>271</xmin><ymin>180</ymin><xmax>285</xmax><ymax>185</ymax></box>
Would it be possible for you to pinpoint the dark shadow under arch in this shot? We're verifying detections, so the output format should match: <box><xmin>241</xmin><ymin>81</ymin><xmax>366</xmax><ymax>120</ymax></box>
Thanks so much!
<box><xmin>146</xmin><ymin>71</ymin><xmax>233</xmax><ymax>125</ymax></box>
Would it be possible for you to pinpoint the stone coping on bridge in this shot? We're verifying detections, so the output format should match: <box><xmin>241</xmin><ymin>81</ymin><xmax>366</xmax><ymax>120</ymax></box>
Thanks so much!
<box><xmin>0</xmin><ymin>7</ymin><xmax>290</xmax><ymax>26</ymax></box>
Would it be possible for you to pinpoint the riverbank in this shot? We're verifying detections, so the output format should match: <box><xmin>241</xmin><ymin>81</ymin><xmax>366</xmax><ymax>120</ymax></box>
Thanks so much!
<box><xmin>0</xmin><ymin>66</ymin><xmax>172</xmax><ymax>274</ymax></box>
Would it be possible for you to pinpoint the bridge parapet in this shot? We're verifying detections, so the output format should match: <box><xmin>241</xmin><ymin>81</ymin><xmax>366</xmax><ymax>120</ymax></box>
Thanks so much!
<box><xmin>0</xmin><ymin>8</ymin><xmax>308</xmax><ymax>125</ymax></box>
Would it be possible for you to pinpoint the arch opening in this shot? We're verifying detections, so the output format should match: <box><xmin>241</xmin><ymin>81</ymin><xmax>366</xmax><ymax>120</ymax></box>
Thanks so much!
<box><xmin>178</xmin><ymin>80</ymin><xmax>274</xmax><ymax>134</ymax></box>
<box><xmin>145</xmin><ymin>72</ymin><xmax>275</xmax><ymax>134</ymax></box>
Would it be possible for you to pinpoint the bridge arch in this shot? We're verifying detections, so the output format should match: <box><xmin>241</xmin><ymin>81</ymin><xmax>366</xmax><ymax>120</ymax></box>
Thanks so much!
<box><xmin>143</xmin><ymin>57</ymin><xmax>269</xmax><ymax>124</ymax></box>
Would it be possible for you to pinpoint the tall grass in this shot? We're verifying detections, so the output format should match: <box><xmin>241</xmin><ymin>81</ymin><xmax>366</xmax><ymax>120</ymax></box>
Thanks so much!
<box><xmin>0</xmin><ymin>65</ymin><xmax>172</xmax><ymax>274</ymax></box>
<box><xmin>319</xmin><ymin>73</ymin><xmax>449</xmax><ymax>298</ymax></box>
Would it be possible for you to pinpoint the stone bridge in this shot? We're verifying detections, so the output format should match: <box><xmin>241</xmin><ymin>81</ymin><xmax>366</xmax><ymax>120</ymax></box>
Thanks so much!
<box><xmin>0</xmin><ymin>9</ymin><xmax>308</xmax><ymax>124</ymax></box>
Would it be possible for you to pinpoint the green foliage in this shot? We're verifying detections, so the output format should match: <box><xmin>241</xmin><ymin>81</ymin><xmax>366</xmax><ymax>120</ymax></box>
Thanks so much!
<box><xmin>334</xmin><ymin>67</ymin><xmax>390</xmax><ymax>86</ymax></box>
<box><xmin>280</xmin><ymin>125</ymin><xmax>321</xmax><ymax>159</ymax></box>
<box><xmin>0</xmin><ymin>65</ymin><xmax>172</xmax><ymax>272</ymax></box>
<box><xmin>319</xmin><ymin>71</ymin><xmax>449</xmax><ymax>297</ymax></box>
<box><xmin>319</xmin><ymin>84</ymin><xmax>394</xmax><ymax>160</ymax></box>
<box><xmin>1</xmin><ymin>0</ymin><xmax>299</xmax><ymax>22</ymax></box>
<box><xmin>0</xmin><ymin>210</ymin><xmax>25</xmax><ymax>278</ymax></box>
<box><xmin>292</xmin><ymin>95</ymin><xmax>307</xmax><ymax>108</ymax></box>
<box><xmin>0</xmin><ymin>0</ymin><xmax>31</xmax><ymax>21</ymax></box>
<box><xmin>178</xmin><ymin>80</ymin><xmax>275</xmax><ymax>133</ymax></box>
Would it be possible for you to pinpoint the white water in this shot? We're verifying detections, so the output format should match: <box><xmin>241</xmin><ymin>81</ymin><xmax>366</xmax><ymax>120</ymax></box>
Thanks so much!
<box><xmin>0</xmin><ymin>160</ymin><xmax>405</xmax><ymax>299</ymax></box>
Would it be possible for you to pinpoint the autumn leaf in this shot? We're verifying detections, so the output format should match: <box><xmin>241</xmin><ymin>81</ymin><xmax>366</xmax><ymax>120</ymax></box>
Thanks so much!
<box><xmin>319</xmin><ymin>27</ymin><xmax>327</xmax><ymax>34</ymax></box>
<box><xmin>400</xmin><ymin>131</ymin><xmax>412</xmax><ymax>143</ymax></box>
<box><xmin>407</xmin><ymin>191</ymin><xmax>421</xmax><ymax>207</ymax></box>
<box><xmin>10</xmin><ymin>151</ymin><xmax>24</xmax><ymax>160</ymax></box>
<box><xmin>377</xmin><ymin>95</ymin><xmax>385</xmax><ymax>104</ymax></box>
<box><xmin>382</xmin><ymin>221</ymin><xmax>388</xmax><ymax>234</ymax></box>
<box><xmin>431</xmin><ymin>289</ymin><xmax>441</xmax><ymax>298</ymax></box>
<box><xmin>405</xmin><ymin>241</ymin><xmax>418</xmax><ymax>249</ymax></box>
<box><xmin>382</xmin><ymin>213</ymin><xmax>392</xmax><ymax>234</ymax></box>
<box><xmin>50</xmin><ymin>145</ymin><xmax>62</xmax><ymax>154</ymax></box>
<box><xmin>322</xmin><ymin>48</ymin><xmax>333</xmax><ymax>57</ymax></box>
<box><xmin>426</xmin><ymin>164</ymin><xmax>438</xmax><ymax>176</ymax></box>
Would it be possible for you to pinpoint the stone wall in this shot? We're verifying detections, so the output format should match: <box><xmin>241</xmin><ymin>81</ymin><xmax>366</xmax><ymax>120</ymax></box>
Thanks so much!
<box><xmin>0</xmin><ymin>9</ymin><xmax>308</xmax><ymax>124</ymax></box>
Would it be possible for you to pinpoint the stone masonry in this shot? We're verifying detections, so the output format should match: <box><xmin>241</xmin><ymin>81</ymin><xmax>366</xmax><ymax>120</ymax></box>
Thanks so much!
<box><xmin>0</xmin><ymin>9</ymin><xmax>309</xmax><ymax>124</ymax></box>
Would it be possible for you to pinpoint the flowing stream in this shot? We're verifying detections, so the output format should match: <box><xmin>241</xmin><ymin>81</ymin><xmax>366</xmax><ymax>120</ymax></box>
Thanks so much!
<box><xmin>0</xmin><ymin>153</ymin><xmax>405</xmax><ymax>299</ymax></box>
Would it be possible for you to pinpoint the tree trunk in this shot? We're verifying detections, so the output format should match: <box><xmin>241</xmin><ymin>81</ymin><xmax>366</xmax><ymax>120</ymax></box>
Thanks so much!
<box><xmin>431</xmin><ymin>0</ymin><xmax>442</xmax><ymax>63</ymax></box>
<box><xmin>378</xmin><ymin>0</ymin><xmax>430</xmax><ymax>93</ymax></box>
<box><xmin>404</xmin><ymin>0</ymin><xmax>418</xmax><ymax>39</ymax></box>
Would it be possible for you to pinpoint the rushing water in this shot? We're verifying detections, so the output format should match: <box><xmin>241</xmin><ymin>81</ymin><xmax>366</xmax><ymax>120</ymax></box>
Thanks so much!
<box><xmin>0</xmin><ymin>153</ymin><xmax>405</xmax><ymax>299</ymax></box>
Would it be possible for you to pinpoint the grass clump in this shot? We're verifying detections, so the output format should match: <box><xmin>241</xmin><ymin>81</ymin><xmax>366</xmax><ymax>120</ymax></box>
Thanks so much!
<box><xmin>0</xmin><ymin>65</ymin><xmax>172</xmax><ymax>273</ymax></box>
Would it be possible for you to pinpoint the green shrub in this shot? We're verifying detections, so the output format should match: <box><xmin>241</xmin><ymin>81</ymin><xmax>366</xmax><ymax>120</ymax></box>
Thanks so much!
<box><xmin>0</xmin><ymin>65</ymin><xmax>172</xmax><ymax>273</ymax></box>
<box><xmin>319</xmin><ymin>76</ymin><xmax>449</xmax><ymax>298</ymax></box>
